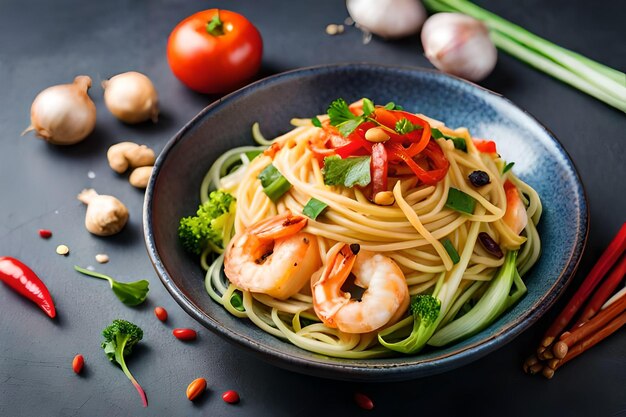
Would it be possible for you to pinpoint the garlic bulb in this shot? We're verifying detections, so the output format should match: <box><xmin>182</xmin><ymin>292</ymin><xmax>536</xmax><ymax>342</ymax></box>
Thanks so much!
<box><xmin>23</xmin><ymin>75</ymin><xmax>96</xmax><ymax>145</ymax></box>
<box><xmin>346</xmin><ymin>0</ymin><xmax>426</xmax><ymax>39</ymax></box>
<box><xmin>77</xmin><ymin>189</ymin><xmax>129</xmax><ymax>236</ymax></box>
<box><xmin>102</xmin><ymin>71</ymin><xmax>159</xmax><ymax>124</ymax></box>
<box><xmin>421</xmin><ymin>13</ymin><xmax>497</xmax><ymax>82</ymax></box>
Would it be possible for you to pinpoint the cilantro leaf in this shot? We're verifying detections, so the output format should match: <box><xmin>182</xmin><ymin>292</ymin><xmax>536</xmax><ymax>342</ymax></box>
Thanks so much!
<box><xmin>322</xmin><ymin>155</ymin><xmax>371</xmax><ymax>188</ymax></box>
<box><xmin>395</xmin><ymin>118</ymin><xmax>423</xmax><ymax>134</ymax></box>
<box><xmin>327</xmin><ymin>98</ymin><xmax>375</xmax><ymax>137</ymax></box>
<box><xmin>328</xmin><ymin>98</ymin><xmax>358</xmax><ymax>124</ymax></box>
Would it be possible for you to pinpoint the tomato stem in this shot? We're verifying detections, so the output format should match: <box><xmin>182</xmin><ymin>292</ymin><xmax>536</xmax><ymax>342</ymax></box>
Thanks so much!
<box><xmin>206</xmin><ymin>10</ymin><xmax>225</xmax><ymax>36</ymax></box>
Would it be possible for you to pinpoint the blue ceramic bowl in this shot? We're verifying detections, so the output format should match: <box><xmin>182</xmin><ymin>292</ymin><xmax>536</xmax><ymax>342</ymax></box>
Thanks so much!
<box><xmin>144</xmin><ymin>64</ymin><xmax>588</xmax><ymax>381</ymax></box>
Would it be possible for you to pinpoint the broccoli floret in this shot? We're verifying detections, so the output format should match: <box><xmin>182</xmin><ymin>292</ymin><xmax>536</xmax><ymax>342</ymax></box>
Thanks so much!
<box><xmin>102</xmin><ymin>319</ymin><xmax>147</xmax><ymax>407</ymax></box>
<box><xmin>378</xmin><ymin>294</ymin><xmax>441</xmax><ymax>354</ymax></box>
<box><xmin>178</xmin><ymin>190</ymin><xmax>235</xmax><ymax>255</ymax></box>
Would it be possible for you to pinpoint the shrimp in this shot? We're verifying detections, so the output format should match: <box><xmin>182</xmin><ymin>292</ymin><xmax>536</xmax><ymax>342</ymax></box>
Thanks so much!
<box><xmin>503</xmin><ymin>180</ymin><xmax>528</xmax><ymax>235</ymax></box>
<box><xmin>224</xmin><ymin>211</ymin><xmax>321</xmax><ymax>300</ymax></box>
<box><xmin>312</xmin><ymin>243</ymin><xmax>410</xmax><ymax>334</ymax></box>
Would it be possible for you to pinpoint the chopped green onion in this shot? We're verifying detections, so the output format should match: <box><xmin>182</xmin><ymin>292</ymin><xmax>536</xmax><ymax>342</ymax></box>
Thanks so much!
<box><xmin>362</xmin><ymin>98</ymin><xmax>375</xmax><ymax>116</ymax></box>
<box><xmin>258</xmin><ymin>164</ymin><xmax>292</xmax><ymax>202</ymax></box>
<box><xmin>245</xmin><ymin>150</ymin><xmax>263</xmax><ymax>161</ymax></box>
<box><xmin>311</xmin><ymin>116</ymin><xmax>322</xmax><ymax>128</ymax></box>
<box><xmin>502</xmin><ymin>161</ymin><xmax>515</xmax><ymax>174</ymax></box>
<box><xmin>302</xmin><ymin>198</ymin><xmax>328</xmax><ymax>220</ymax></box>
<box><xmin>384</xmin><ymin>102</ymin><xmax>403</xmax><ymax>110</ymax></box>
<box><xmin>432</xmin><ymin>128</ymin><xmax>467</xmax><ymax>152</ymax></box>
<box><xmin>449</xmin><ymin>137</ymin><xmax>467</xmax><ymax>152</ymax></box>
<box><xmin>445</xmin><ymin>188</ymin><xmax>476</xmax><ymax>214</ymax></box>
<box><xmin>230</xmin><ymin>291</ymin><xmax>245</xmax><ymax>312</ymax></box>
<box><xmin>441</xmin><ymin>238</ymin><xmax>461</xmax><ymax>264</ymax></box>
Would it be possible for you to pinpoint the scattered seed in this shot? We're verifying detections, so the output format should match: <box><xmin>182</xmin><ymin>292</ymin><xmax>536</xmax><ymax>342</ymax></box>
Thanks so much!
<box><xmin>173</xmin><ymin>328</ymin><xmax>197</xmax><ymax>341</ymax></box>
<box><xmin>325</xmin><ymin>24</ymin><xmax>344</xmax><ymax>36</ymax></box>
<box><xmin>222</xmin><ymin>390</ymin><xmax>240</xmax><ymax>404</ymax></box>
<box><xmin>87</xmin><ymin>170</ymin><xmax>96</xmax><ymax>179</ymax></box>
<box><xmin>39</xmin><ymin>229</ymin><xmax>52</xmax><ymax>238</ymax></box>
<box><xmin>354</xmin><ymin>392</ymin><xmax>374</xmax><ymax>410</ymax></box>
<box><xmin>154</xmin><ymin>306</ymin><xmax>168</xmax><ymax>322</ymax></box>
<box><xmin>56</xmin><ymin>244</ymin><xmax>70</xmax><ymax>256</ymax></box>
<box><xmin>72</xmin><ymin>354</ymin><xmax>84</xmax><ymax>374</ymax></box>
<box><xmin>344</xmin><ymin>16</ymin><xmax>354</xmax><ymax>25</ymax></box>
<box><xmin>95</xmin><ymin>253</ymin><xmax>109</xmax><ymax>264</ymax></box>
<box><xmin>186</xmin><ymin>378</ymin><xmax>207</xmax><ymax>401</ymax></box>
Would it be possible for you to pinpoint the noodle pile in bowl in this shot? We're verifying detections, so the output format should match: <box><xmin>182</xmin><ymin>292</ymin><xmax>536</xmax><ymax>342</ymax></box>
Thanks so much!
<box><xmin>184</xmin><ymin>98</ymin><xmax>541</xmax><ymax>359</ymax></box>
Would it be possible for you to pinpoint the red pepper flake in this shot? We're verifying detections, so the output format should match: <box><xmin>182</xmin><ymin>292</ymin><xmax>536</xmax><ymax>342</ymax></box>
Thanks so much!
<box><xmin>39</xmin><ymin>229</ymin><xmax>52</xmax><ymax>238</ymax></box>
<box><xmin>173</xmin><ymin>328</ymin><xmax>197</xmax><ymax>341</ymax></box>
<box><xmin>354</xmin><ymin>392</ymin><xmax>374</xmax><ymax>410</ymax></box>
<box><xmin>72</xmin><ymin>354</ymin><xmax>84</xmax><ymax>374</ymax></box>
<box><xmin>222</xmin><ymin>390</ymin><xmax>240</xmax><ymax>404</ymax></box>
<box><xmin>154</xmin><ymin>306</ymin><xmax>168</xmax><ymax>322</ymax></box>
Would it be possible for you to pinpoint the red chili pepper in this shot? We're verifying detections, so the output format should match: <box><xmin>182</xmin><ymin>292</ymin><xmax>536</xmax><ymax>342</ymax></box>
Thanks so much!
<box><xmin>0</xmin><ymin>257</ymin><xmax>56</xmax><ymax>318</ymax></box>
<box><xmin>370</xmin><ymin>143</ymin><xmax>388</xmax><ymax>196</ymax></box>
<box><xmin>473</xmin><ymin>138</ymin><xmax>497</xmax><ymax>153</ymax></box>
<box><xmin>173</xmin><ymin>328</ymin><xmax>197</xmax><ymax>341</ymax></box>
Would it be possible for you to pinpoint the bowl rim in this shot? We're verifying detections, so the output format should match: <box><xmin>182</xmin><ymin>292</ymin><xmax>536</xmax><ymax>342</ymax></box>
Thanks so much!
<box><xmin>143</xmin><ymin>63</ymin><xmax>589</xmax><ymax>380</ymax></box>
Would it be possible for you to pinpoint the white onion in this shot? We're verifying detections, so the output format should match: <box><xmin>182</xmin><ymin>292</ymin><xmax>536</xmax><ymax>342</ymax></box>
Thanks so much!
<box><xmin>102</xmin><ymin>71</ymin><xmax>159</xmax><ymax>124</ymax></box>
<box><xmin>24</xmin><ymin>75</ymin><xmax>96</xmax><ymax>145</ymax></box>
<box><xmin>421</xmin><ymin>13</ymin><xmax>497</xmax><ymax>82</ymax></box>
<box><xmin>346</xmin><ymin>0</ymin><xmax>426</xmax><ymax>39</ymax></box>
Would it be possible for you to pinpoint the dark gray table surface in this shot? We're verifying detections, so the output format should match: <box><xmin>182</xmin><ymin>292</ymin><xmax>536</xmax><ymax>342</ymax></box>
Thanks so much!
<box><xmin>1</xmin><ymin>0</ymin><xmax>625</xmax><ymax>416</ymax></box>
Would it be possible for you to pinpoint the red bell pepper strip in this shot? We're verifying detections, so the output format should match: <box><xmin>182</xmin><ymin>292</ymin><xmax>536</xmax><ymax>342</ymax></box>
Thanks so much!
<box><xmin>0</xmin><ymin>256</ymin><xmax>56</xmax><ymax>318</ymax></box>
<box><xmin>387</xmin><ymin>142</ymin><xmax>448</xmax><ymax>185</ymax></box>
<box><xmin>473</xmin><ymin>139</ymin><xmax>497</xmax><ymax>154</ymax></box>
<box><xmin>370</xmin><ymin>143</ymin><xmax>388</xmax><ymax>196</ymax></box>
<box><xmin>395</xmin><ymin>111</ymin><xmax>432</xmax><ymax>157</ymax></box>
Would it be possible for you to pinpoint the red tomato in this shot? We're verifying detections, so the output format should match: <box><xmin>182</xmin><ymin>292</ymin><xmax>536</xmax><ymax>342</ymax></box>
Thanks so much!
<box><xmin>167</xmin><ymin>9</ymin><xmax>263</xmax><ymax>94</ymax></box>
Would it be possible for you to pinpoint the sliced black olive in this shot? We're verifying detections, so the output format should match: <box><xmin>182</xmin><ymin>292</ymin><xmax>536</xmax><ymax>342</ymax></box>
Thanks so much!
<box><xmin>468</xmin><ymin>170</ymin><xmax>491</xmax><ymax>187</ymax></box>
<box><xmin>478</xmin><ymin>232</ymin><xmax>504</xmax><ymax>259</ymax></box>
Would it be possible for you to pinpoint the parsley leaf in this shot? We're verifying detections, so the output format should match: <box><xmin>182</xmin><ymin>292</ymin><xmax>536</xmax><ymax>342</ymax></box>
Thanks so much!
<box><xmin>322</xmin><ymin>155</ymin><xmax>371</xmax><ymax>188</ymax></box>
<box><xmin>311</xmin><ymin>116</ymin><xmax>322</xmax><ymax>128</ymax></box>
